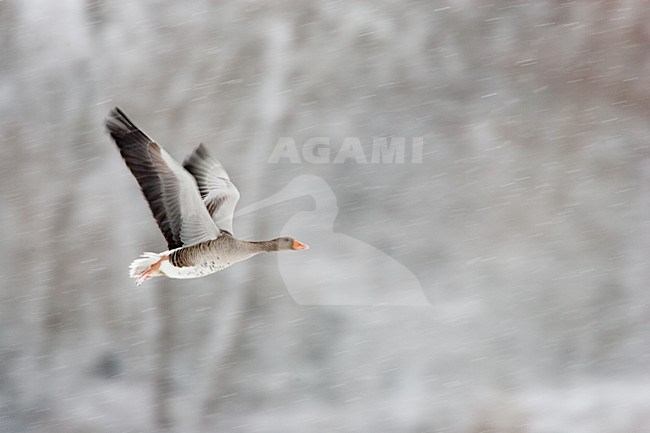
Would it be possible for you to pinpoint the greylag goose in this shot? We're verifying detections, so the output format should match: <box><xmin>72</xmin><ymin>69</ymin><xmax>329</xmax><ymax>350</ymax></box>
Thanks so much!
<box><xmin>105</xmin><ymin>107</ymin><xmax>308</xmax><ymax>286</ymax></box>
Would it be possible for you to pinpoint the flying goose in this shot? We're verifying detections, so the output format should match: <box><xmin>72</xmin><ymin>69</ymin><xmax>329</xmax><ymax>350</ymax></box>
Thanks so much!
<box><xmin>105</xmin><ymin>107</ymin><xmax>308</xmax><ymax>286</ymax></box>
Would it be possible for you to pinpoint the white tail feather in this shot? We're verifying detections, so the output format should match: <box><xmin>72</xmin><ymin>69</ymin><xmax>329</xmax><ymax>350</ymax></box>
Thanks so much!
<box><xmin>129</xmin><ymin>252</ymin><xmax>163</xmax><ymax>278</ymax></box>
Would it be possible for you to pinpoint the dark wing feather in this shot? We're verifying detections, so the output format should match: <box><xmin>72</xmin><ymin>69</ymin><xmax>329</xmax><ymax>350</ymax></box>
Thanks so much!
<box><xmin>106</xmin><ymin>107</ymin><xmax>220</xmax><ymax>249</ymax></box>
<box><xmin>183</xmin><ymin>144</ymin><xmax>240</xmax><ymax>234</ymax></box>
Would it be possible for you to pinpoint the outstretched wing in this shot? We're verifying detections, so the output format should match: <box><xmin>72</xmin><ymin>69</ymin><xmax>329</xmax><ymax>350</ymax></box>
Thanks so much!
<box><xmin>183</xmin><ymin>144</ymin><xmax>240</xmax><ymax>234</ymax></box>
<box><xmin>106</xmin><ymin>107</ymin><xmax>220</xmax><ymax>249</ymax></box>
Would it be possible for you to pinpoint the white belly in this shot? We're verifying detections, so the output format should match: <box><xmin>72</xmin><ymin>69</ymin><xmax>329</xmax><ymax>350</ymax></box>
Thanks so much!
<box><xmin>159</xmin><ymin>257</ymin><xmax>233</xmax><ymax>279</ymax></box>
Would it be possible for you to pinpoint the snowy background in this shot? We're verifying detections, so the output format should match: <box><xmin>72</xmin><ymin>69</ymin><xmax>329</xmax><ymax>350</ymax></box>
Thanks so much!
<box><xmin>2</xmin><ymin>0</ymin><xmax>650</xmax><ymax>432</ymax></box>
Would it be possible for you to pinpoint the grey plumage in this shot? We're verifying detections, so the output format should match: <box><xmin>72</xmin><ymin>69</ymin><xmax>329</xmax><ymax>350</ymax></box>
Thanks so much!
<box><xmin>106</xmin><ymin>107</ymin><xmax>308</xmax><ymax>284</ymax></box>
<box><xmin>183</xmin><ymin>143</ymin><xmax>240</xmax><ymax>234</ymax></box>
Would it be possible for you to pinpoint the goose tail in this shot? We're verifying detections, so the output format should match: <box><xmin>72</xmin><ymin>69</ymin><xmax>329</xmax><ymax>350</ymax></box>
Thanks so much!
<box><xmin>129</xmin><ymin>252</ymin><xmax>163</xmax><ymax>279</ymax></box>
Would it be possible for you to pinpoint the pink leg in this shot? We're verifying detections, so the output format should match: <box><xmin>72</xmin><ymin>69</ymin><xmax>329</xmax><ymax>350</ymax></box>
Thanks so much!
<box><xmin>135</xmin><ymin>271</ymin><xmax>153</xmax><ymax>286</ymax></box>
<box><xmin>135</xmin><ymin>256</ymin><xmax>168</xmax><ymax>286</ymax></box>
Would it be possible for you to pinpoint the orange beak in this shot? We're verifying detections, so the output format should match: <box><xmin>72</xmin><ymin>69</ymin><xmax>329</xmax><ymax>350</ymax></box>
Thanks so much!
<box><xmin>292</xmin><ymin>240</ymin><xmax>309</xmax><ymax>250</ymax></box>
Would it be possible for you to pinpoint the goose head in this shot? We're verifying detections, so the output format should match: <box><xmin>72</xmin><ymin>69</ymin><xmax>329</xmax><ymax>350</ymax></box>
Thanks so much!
<box><xmin>277</xmin><ymin>237</ymin><xmax>309</xmax><ymax>251</ymax></box>
<box><xmin>257</xmin><ymin>237</ymin><xmax>309</xmax><ymax>252</ymax></box>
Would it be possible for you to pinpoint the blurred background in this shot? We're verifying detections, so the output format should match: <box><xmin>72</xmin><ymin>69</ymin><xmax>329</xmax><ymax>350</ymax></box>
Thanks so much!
<box><xmin>2</xmin><ymin>0</ymin><xmax>650</xmax><ymax>432</ymax></box>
